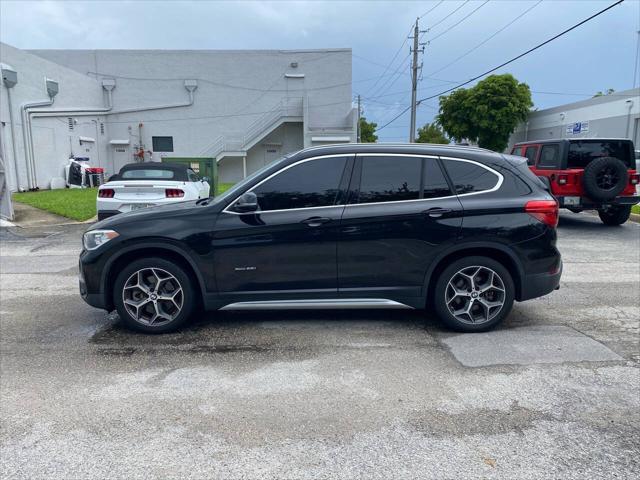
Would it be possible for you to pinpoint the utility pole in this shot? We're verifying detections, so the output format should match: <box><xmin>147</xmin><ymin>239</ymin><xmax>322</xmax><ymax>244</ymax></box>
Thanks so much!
<box><xmin>357</xmin><ymin>94</ymin><xmax>361</xmax><ymax>142</ymax></box>
<box><xmin>409</xmin><ymin>18</ymin><xmax>425</xmax><ymax>143</ymax></box>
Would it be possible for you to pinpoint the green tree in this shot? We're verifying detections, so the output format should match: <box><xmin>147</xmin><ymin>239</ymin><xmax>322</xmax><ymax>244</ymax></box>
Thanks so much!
<box><xmin>437</xmin><ymin>74</ymin><xmax>533</xmax><ymax>152</ymax></box>
<box><xmin>359</xmin><ymin>116</ymin><xmax>378</xmax><ymax>143</ymax></box>
<box><xmin>593</xmin><ymin>88</ymin><xmax>615</xmax><ymax>97</ymax></box>
<box><xmin>416</xmin><ymin>122</ymin><xmax>449</xmax><ymax>144</ymax></box>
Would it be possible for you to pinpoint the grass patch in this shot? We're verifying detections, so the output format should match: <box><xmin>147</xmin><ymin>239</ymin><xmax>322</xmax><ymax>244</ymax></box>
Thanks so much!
<box><xmin>217</xmin><ymin>182</ymin><xmax>235</xmax><ymax>195</ymax></box>
<box><xmin>13</xmin><ymin>188</ymin><xmax>97</xmax><ymax>221</ymax></box>
<box><xmin>632</xmin><ymin>205</ymin><xmax>640</xmax><ymax>215</ymax></box>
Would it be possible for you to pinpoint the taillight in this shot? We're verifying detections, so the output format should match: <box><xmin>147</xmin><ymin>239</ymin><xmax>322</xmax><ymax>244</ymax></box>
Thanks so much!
<box><xmin>630</xmin><ymin>173</ymin><xmax>639</xmax><ymax>185</ymax></box>
<box><xmin>165</xmin><ymin>188</ymin><xmax>184</xmax><ymax>198</ymax></box>
<box><xmin>525</xmin><ymin>199</ymin><xmax>559</xmax><ymax>228</ymax></box>
<box><xmin>98</xmin><ymin>188</ymin><xmax>114</xmax><ymax>198</ymax></box>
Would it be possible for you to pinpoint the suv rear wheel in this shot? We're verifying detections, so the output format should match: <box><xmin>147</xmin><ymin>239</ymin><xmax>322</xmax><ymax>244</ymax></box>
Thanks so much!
<box><xmin>434</xmin><ymin>256</ymin><xmax>515</xmax><ymax>332</ymax></box>
<box><xmin>598</xmin><ymin>205</ymin><xmax>632</xmax><ymax>226</ymax></box>
<box><xmin>113</xmin><ymin>257</ymin><xmax>196</xmax><ymax>333</ymax></box>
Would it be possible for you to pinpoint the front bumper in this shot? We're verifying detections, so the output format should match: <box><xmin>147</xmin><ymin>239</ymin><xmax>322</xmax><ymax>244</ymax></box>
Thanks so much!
<box><xmin>519</xmin><ymin>259</ymin><xmax>562</xmax><ymax>302</ymax></box>
<box><xmin>79</xmin><ymin>250</ymin><xmax>110</xmax><ymax>310</ymax></box>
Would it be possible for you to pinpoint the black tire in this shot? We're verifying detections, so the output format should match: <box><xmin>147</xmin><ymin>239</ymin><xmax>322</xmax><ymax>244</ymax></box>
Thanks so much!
<box><xmin>113</xmin><ymin>257</ymin><xmax>196</xmax><ymax>333</ymax></box>
<box><xmin>433</xmin><ymin>256</ymin><xmax>515</xmax><ymax>333</ymax></box>
<box><xmin>582</xmin><ymin>157</ymin><xmax>628</xmax><ymax>201</ymax></box>
<box><xmin>598</xmin><ymin>205</ymin><xmax>632</xmax><ymax>226</ymax></box>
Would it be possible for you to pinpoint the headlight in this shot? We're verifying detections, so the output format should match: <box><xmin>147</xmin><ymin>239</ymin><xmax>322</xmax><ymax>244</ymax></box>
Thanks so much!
<box><xmin>83</xmin><ymin>229</ymin><xmax>119</xmax><ymax>250</ymax></box>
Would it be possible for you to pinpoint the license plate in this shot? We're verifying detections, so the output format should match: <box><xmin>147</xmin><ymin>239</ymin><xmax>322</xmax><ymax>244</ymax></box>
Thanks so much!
<box><xmin>564</xmin><ymin>196</ymin><xmax>580</xmax><ymax>206</ymax></box>
<box><xmin>130</xmin><ymin>203</ymin><xmax>153</xmax><ymax>211</ymax></box>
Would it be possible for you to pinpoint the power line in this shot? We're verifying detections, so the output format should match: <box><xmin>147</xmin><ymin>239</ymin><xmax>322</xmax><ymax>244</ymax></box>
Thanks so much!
<box><xmin>376</xmin><ymin>0</ymin><xmax>625</xmax><ymax>133</ymax></box>
<box><xmin>427</xmin><ymin>0</ymin><xmax>470</xmax><ymax>32</ymax></box>
<box><xmin>364</xmin><ymin>24</ymin><xmax>414</xmax><ymax>93</ymax></box>
<box><xmin>429</xmin><ymin>0</ymin><xmax>543</xmax><ymax>77</ymax></box>
<box><xmin>418</xmin><ymin>0</ymin><xmax>446</xmax><ymax>19</ymax></box>
<box><xmin>428</xmin><ymin>1</ymin><xmax>490</xmax><ymax>43</ymax></box>
<box><xmin>417</xmin><ymin>0</ymin><xmax>625</xmax><ymax>104</ymax></box>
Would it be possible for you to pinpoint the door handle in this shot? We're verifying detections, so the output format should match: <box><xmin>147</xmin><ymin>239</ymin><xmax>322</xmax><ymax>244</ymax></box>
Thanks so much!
<box><xmin>302</xmin><ymin>216</ymin><xmax>331</xmax><ymax>227</ymax></box>
<box><xmin>423</xmin><ymin>207</ymin><xmax>452</xmax><ymax>218</ymax></box>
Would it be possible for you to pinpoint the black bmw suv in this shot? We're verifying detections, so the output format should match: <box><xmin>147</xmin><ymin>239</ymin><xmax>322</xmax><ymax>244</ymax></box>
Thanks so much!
<box><xmin>79</xmin><ymin>144</ymin><xmax>562</xmax><ymax>333</ymax></box>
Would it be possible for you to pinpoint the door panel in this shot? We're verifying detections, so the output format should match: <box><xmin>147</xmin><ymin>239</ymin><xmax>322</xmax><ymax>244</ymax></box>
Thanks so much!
<box><xmin>338</xmin><ymin>155</ymin><xmax>463</xmax><ymax>298</ymax></box>
<box><xmin>212</xmin><ymin>155</ymin><xmax>353</xmax><ymax>296</ymax></box>
<box><xmin>213</xmin><ymin>206</ymin><xmax>344</xmax><ymax>294</ymax></box>
<box><xmin>338</xmin><ymin>198</ymin><xmax>463</xmax><ymax>296</ymax></box>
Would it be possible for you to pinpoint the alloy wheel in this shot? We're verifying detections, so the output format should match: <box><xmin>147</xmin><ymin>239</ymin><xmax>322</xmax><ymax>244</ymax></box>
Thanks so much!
<box><xmin>595</xmin><ymin>166</ymin><xmax>619</xmax><ymax>191</ymax></box>
<box><xmin>445</xmin><ymin>266</ymin><xmax>506</xmax><ymax>324</ymax></box>
<box><xmin>122</xmin><ymin>268</ymin><xmax>184</xmax><ymax>326</ymax></box>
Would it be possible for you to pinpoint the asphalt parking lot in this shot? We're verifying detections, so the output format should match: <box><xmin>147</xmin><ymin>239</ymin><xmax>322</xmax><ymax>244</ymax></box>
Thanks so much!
<box><xmin>1</xmin><ymin>212</ymin><xmax>638</xmax><ymax>479</ymax></box>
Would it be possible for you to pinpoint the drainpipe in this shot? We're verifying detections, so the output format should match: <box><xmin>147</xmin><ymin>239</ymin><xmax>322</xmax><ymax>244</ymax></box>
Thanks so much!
<box><xmin>25</xmin><ymin>79</ymin><xmax>115</xmax><ymax>187</ymax></box>
<box><xmin>625</xmin><ymin>99</ymin><xmax>634</xmax><ymax>139</ymax></box>
<box><xmin>1</xmin><ymin>64</ymin><xmax>21</xmax><ymax>191</ymax></box>
<box><xmin>24</xmin><ymin>79</ymin><xmax>197</xmax><ymax>186</ymax></box>
<box><xmin>20</xmin><ymin>78</ymin><xmax>59</xmax><ymax>189</ymax></box>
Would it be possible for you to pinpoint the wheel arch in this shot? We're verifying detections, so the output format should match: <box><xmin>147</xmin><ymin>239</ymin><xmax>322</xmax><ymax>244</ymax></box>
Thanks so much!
<box><xmin>101</xmin><ymin>241</ymin><xmax>207</xmax><ymax>311</ymax></box>
<box><xmin>423</xmin><ymin>243</ymin><xmax>525</xmax><ymax>306</ymax></box>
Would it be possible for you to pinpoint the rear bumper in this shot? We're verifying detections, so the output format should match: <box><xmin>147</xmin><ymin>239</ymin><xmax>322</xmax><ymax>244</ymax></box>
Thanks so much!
<box><xmin>519</xmin><ymin>260</ymin><xmax>562</xmax><ymax>302</ymax></box>
<box><xmin>559</xmin><ymin>195</ymin><xmax>639</xmax><ymax>208</ymax></box>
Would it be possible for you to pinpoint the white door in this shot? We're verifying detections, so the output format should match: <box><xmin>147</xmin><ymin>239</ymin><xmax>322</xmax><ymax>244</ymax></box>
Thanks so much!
<box><xmin>112</xmin><ymin>146</ymin><xmax>131</xmax><ymax>174</ymax></box>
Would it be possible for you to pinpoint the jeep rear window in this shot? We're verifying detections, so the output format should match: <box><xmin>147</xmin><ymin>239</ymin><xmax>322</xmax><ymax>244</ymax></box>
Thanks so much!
<box><xmin>568</xmin><ymin>141</ymin><xmax>633</xmax><ymax>168</ymax></box>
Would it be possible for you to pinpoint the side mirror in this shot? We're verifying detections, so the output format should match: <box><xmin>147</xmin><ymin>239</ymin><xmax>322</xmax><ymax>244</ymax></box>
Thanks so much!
<box><xmin>234</xmin><ymin>191</ymin><xmax>258</xmax><ymax>213</ymax></box>
<box><xmin>201</xmin><ymin>176</ymin><xmax>210</xmax><ymax>183</ymax></box>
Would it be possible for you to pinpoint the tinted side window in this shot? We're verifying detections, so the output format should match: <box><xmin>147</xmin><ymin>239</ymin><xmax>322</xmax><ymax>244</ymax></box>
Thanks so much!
<box><xmin>358</xmin><ymin>156</ymin><xmax>421</xmax><ymax>203</ymax></box>
<box><xmin>512</xmin><ymin>146</ymin><xmax>523</xmax><ymax>156</ymax></box>
<box><xmin>568</xmin><ymin>140</ymin><xmax>633</xmax><ymax>168</ymax></box>
<box><xmin>443</xmin><ymin>159</ymin><xmax>500</xmax><ymax>194</ymax></box>
<box><xmin>423</xmin><ymin>159</ymin><xmax>452</xmax><ymax>198</ymax></box>
<box><xmin>538</xmin><ymin>144</ymin><xmax>560</xmax><ymax>168</ymax></box>
<box><xmin>252</xmin><ymin>157</ymin><xmax>347</xmax><ymax>211</ymax></box>
<box><xmin>524</xmin><ymin>146</ymin><xmax>538</xmax><ymax>166</ymax></box>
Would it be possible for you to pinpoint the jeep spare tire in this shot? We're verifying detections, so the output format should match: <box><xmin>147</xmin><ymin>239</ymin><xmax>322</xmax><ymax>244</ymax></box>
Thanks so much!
<box><xmin>582</xmin><ymin>156</ymin><xmax>628</xmax><ymax>201</ymax></box>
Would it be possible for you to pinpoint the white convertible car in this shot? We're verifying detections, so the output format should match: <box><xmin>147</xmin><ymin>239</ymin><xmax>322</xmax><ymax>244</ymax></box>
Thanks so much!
<box><xmin>97</xmin><ymin>163</ymin><xmax>210</xmax><ymax>220</ymax></box>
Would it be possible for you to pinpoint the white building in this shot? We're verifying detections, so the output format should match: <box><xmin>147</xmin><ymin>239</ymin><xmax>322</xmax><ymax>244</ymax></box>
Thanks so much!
<box><xmin>0</xmin><ymin>43</ymin><xmax>357</xmax><ymax>192</ymax></box>
<box><xmin>509</xmin><ymin>88</ymin><xmax>640</xmax><ymax>149</ymax></box>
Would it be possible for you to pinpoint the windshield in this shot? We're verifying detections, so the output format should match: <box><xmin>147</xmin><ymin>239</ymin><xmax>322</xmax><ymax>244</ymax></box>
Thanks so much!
<box><xmin>212</xmin><ymin>154</ymin><xmax>293</xmax><ymax>205</ymax></box>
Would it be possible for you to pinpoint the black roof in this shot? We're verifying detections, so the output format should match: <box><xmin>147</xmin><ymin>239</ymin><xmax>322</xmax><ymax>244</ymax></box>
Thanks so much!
<box><xmin>288</xmin><ymin>143</ymin><xmax>505</xmax><ymax>165</ymax></box>
<box><xmin>116</xmin><ymin>162</ymin><xmax>190</xmax><ymax>181</ymax></box>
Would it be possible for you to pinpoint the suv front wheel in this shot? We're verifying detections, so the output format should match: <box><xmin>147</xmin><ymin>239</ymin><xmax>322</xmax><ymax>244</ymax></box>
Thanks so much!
<box><xmin>434</xmin><ymin>256</ymin><xmax>515</xmax><ymax>332</ymax></box>
<box><xmin>598</xmin><ymin>205</ymin><xmax>632</xmax><ymax>226</ymax></box>
<box><xmin>113</xmin><ymin>257</ymin><xmax>196</xmax><ymax>333</ymax></box>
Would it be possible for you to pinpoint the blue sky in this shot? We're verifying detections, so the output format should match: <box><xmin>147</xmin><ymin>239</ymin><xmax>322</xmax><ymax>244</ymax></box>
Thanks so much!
<box><xmin>2</xmin><ymin>0</ymin><xmax>639</xmax><ymax>141</ymax></box>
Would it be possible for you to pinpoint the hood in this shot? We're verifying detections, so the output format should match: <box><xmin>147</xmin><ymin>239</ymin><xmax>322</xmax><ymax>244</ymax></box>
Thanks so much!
<box><xmin>89</xmin><ymin>200</ymin><xmax>200</xmax><ymax>231</ymax></box>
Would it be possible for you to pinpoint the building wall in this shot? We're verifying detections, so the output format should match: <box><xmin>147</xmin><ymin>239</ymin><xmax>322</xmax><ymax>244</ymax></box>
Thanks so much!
<box><xmin>1</xmin><ymin>44</ymin><xmax>354</xmax><ymax>191</ymax></box>
<box><xmin>28</xmin><ymin>48</ymin><xmax>354</xmax><ymax>174</ymax></box>
<box><xmin>509</xmin><ymin>88</ymin><xmax>640</xmax><ymax>150</ymax></box>
<box><xmin>1</xmin><ymin>43</ymin><xmax>109</xmax><ymax>190</ymax></box>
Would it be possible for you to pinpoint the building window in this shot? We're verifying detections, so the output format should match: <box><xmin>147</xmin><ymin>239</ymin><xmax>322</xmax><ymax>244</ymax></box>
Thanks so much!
<box><xmin>152</xmin><ymin>136</ymin><xmax>174</xmax><ymax>152</ymax></box>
